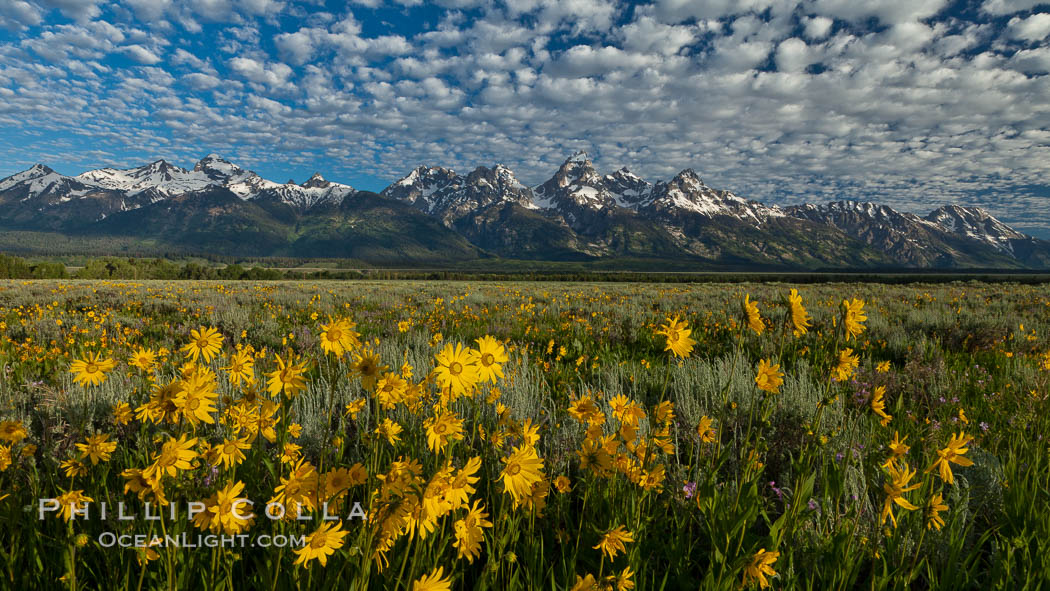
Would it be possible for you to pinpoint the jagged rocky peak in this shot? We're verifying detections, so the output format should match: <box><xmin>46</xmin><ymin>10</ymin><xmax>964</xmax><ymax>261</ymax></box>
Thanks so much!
<box><xmin>663</xmin><ymin>168</ymin><xmax>710</xmax><ymax>193</ymax></box>
<box><xmin>302</xmin><ymin>172</ymin><xmax>330</xmax><ymax>189</ymax></box>
<box><xmin>603</xmin><ymin>167</ymin><xmax>653</xmax><ymax>208</ymax></box>
<box><xmin>398</xmin><ymin>165</ymin><xmax>458</xmax><ymax>187</ymax></box>
<box><xmin>531</xmin><ymin>151</ymin><xmax>617</xmax><ymax>213</ymax></box>
<box><xmin>566</xmin><ymin>150</ymin><xmax>589</xmax><ymax>163</ymax></box>
<box><xmin>464</xmin><ymin>164</ymin><xmax>527</xmax><ymax>191</ymax></box>
<box><xmin>139</xmin><ymin>159</ymin><xmax>185</xmax><ymax>179</ymax></box>
<box><xmin>605</xmin><ymin>166</ymin><xmax>648</xmax><ymax>187</ymax></box>
<box><xmin>926</xmin><ymin>204</ymin><xmax>1026</xmax><ymax>247</ymax></box>
<box><xmin>607</xmin><ymin>166</ymin><xmax>642</xmax><ymax>181</ymax></box>
<box><xmin>0</xmin><ymin>163</ymin><xmax>70</xmax><ymax>193</ymax></box>
<box><xmin>2</xmin><ymin>163</ymin><xmax>55</xmax><ymax>182</ymax></box>
<box><xmin>193</xmin><ymin>154</ymin><xmax>243</xmax><ymax>180</ymax></box>
<box><xmin>382</xmin><ymin>165</ymin><xmax>461</xmax><ymax>206</ymax></box>
<box><xmin>552</xmin><ymin>150</ymin><xmax>602</xmax><ymax>187</ymax></box>
<box><xmin>27</xmin><ymin>163</ymin><xmax>55</xmax><ymax>175</ymax></box>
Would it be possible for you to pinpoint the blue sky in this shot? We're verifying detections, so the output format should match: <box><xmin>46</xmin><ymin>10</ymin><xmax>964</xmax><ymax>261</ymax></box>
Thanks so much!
<box><xmin>2</xmin><ymin>0</ymin><xmax>1050</xmax><ymax>235</ymax></box>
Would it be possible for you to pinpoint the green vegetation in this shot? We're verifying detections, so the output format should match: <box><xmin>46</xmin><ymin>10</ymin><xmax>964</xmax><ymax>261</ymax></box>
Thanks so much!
<box><xmin>0</xmin><ymin>280</ymin><xmax>1048</xmax><ymax>589</ymax></box>
<box><xmin>4</xmin><ymin>251</ymin><xmax>1050</xmax><ymax>283</ymax></box>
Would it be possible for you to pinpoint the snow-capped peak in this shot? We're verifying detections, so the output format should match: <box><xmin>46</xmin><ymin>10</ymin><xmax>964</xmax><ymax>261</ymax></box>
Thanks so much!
<box><xmin>193</xmin><ymin>154</ymin><xmax>243</xmax><ymax>180</ymax></box>
<box><xmin>926</xmin><ymin>204</ymin><xmax>1025</xmax><ymax>252</ymax></box>
<box><xmin>566</xmin><ymin>150</ymin><xmax>589</xmax><ymax>164</ymax></box>
<box><xmin>76</xmin><ymin>160</ymin><xmax>212</xmax><ymax>198</ymax></box>
<box><xmin>671</xmin><ymin>168</ymin><xmax>703</xmax><ymax>187</ymax></box>
<box><xmin>0</xmin><ymin>163</ymin><xmax>84</xmax><ymax>197</ymax></box>
<box><xmin>488</xmin><ymin>164</ymin><xmax>527</xmax><ymax>191</ymax></box>
<box><xmin>302</xmin><ymin>172</ymin><xmax>330</xmax><ymax>189</ymax></box>
<box><xmin>603</xmin><ymin>167</ymin><xmax>653</xmax><ymax>208</ymax></box>
<box><xmin>382</xmin><ymin>166</ymin><xmax>461</xmax><ymax>211</ymax></box>
<box><xmin>639</xmin><ymin>168</ymin><xmax>781</xmax><ymax>223</ymax></box>
<box><xmin>531</xmin><ymin>152</ymin><xmax>640</xmax><ymax>214</ymax></box>
<box><xmin>381</xmin><ymin>163</ymin><xmax>533</xmax><ymax>223</ymax></box>
<box><xmin>611</xmin><ymin>167</ymin><xmax>641</xmax><ymax>180</ymax></box>
<box><xmin>0</xmin><ymin>164</ymin><xmax>55</xmax><ymax>192</ymax></box>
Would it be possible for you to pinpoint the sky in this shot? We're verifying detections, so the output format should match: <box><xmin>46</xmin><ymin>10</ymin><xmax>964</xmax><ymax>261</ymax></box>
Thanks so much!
<box><xmin>2</xmin><ymin>0</ymin><xmax>1050</xmax><ymax>236</ymax></box>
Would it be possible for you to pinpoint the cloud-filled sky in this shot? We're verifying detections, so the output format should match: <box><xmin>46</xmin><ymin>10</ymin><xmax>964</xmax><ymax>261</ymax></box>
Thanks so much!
<box><xmin>2</xmin><ymin>0</ymin><xmax>1050</xmax><ymax>235</ymax></box>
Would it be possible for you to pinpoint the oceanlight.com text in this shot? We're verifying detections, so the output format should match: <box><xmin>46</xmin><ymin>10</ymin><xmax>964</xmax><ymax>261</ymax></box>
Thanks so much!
<box><xmin>98</xmin><ymin>532</ymin><xmax>307</xmax><ymax>549</ymax></box>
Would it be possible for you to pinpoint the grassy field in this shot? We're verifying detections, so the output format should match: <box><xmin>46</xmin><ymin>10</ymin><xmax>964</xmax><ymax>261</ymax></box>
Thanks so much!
<box><xmin>0</xmin><ymin>279</ymin><xmax>1048</xmax><ymax>590</ymax></box>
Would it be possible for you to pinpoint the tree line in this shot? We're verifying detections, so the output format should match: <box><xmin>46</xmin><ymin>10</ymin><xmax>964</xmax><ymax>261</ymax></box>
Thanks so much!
<box><xmin>2</xmin><ymin>253</ymin><xmax>1050</xmax><ymax>283</ymax></box>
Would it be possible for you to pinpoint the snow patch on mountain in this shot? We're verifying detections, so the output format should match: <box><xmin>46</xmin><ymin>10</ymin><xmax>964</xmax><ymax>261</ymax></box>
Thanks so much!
<box><xmin>77</xmin><ymin>160</ymin><xmax>214</xmax><ymax>197</ymax></box>
<box><xmin>925</xmin><ymin>204</ymin><xmax>1025</xmax><ymax>254</ymax></box>
<box><xmin>382</xmin><ymin>164</ymin><xmax>532</xmax><ymax>224</ymax></box>
<box><xmin>0</xmin><ymin>164</ymin><xmax>58</xmax><ymax>192</ymax></box>
<box><xmin>0</xmin><ymin>155</ymin><xmax>356</xmax><ymax>213</ymax></box>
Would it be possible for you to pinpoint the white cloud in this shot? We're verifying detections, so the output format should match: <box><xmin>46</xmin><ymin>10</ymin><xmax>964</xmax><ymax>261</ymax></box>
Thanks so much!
<box><xmin>709</xmin><ymin>39</ymin><xmax>773</xmax><ymax>72</ymax></box>
<box><xmin>122</xmin><ymin>44</ymin><xmax>163</xmax><ymax>64</ymax></box>
<box><xmin>237</xmin><ymin>0</ymin><xmax>284</xmax><ymax>16</ymax></box>
<box><xmin>982</xmin><ymin>0</ymin><xmax>1046</xmax><ymax>15</ymax></box>
<box><xmin>188</xmin><ymin>0</ymin><xmax>280</xmax><ymax>22</ymax></box>
<box><xmin>21</xmin><ymin>23</ymin><xmax>123</xmax><ymax>62</ymax></box>
<box><xmin>619</xmin><ymin>16</ymin><xmax>697</xmax><ymax>55</ymax></box>
<box><xmin>39</xmin><ymin>0</ymin><xmax>103</xmax><ymax>22</ymax></box>
<box><xmin>171</xmin><ymin>48</ymin><xmax>213</xmax><ymax>71</ymax></box>
<box><xmin>881</xmin><ymin>22</ymin><xmax>937</xmax><ymax>52</ymax></box>
<box><xmin>190</xmin><ymin>0</ymin><xmax>233</xmax><ymax>20</ymax></box>
<box><xmin>139</xmin><ymin>66</ymin><xmax>175</xmax><ymax>86</ymax></box>
<box><xmin>775</xmin><ymin>38</ymin><xmax>816</xmax><ymax>72</ymax></box>
<box><xmin>1008</xmin><ymin>47</ymin><xmax>1050</xmax><ymax>73</ymax></box>
<box><xmin>503</xmin><ymin>0</ymin><xmax>621</xmax><ymax>34</ymax></box>
<box><xmin>0</xmin><ymin>0</ymin><xmax>43</xmax><ymax>30</ymax></box>
<box><xmin>803</xmin><ymin>16</ymin><xmax>833</xmax><ymax>40</ymax></box>
<box><xmin>366</xmin><ymin>35</ymin><xmax>412</xmax><ymax>56</ymax></box>
<box><xmin>1007</xmin><ymin>13</ymin><xmax>1050</xmax><ymax>42</ymax></box>
<box><xmin>247</xmin><ymin>95</ymin><xmax>290</xmax><ymax>115</ymax></box>
<box><xmin>275</xmin><ymin>30</ymin><xmax>317</xmax><ymax>64</ymax></box>
<box><xmin>182</xmin><ymin>72</ymin><xmax>222</xmax><ymax>89</ymax></box>
<box><xmin>548</xmin><ymin>45</ymin><xmax>660</xmax><ymax>77</ymax></box>
<box><xmin>125</xmin><ymin>0</ymin><xmax>174</xmax><ymax>21</ymax></box>
<box><xmin>809</xmin><ymin>0</ymin><xmax>948</xmax><ymax>25</ymax></box>
<box><xmin>933</xmin><ymin>25</ymin><xmax>985</xmax><ymax>57</ymax></box>
<box><xmin>227</xmin><ymin>56</ymin><xmax>293</xmax><ymax>88</ymax></box>
<box><xmin>651</xmin><ymin>0</ymin><xmax>788</xmax><ymax>22</ymax></box>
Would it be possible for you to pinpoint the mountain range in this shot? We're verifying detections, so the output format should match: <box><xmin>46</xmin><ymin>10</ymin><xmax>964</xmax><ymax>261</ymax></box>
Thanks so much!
<box><xmin>0</xmin><ymin>152</ymin><xmax>1047</xmax><ymax>269</ymax></box>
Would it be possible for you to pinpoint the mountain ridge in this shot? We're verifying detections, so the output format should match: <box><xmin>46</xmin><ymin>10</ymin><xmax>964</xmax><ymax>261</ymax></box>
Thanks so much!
<box><xmin>1</xmin><ymin>153</ymin><xmax>1047</xmax><ymax>269</ymax></box>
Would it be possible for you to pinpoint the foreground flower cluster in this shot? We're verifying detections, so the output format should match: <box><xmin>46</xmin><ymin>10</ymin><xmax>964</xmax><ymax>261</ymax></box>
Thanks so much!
<box><xmin>0</xmin><ymin>280</ymin><xmax>1045</xmax><ymax>590</ymax></box>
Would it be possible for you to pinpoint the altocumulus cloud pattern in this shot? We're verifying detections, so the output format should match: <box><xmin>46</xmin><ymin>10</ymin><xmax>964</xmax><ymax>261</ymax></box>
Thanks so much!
<box><xmin>1</xmin><ymin>0</ymin><xmax>1049</xmax><ymax>235</ymax></box>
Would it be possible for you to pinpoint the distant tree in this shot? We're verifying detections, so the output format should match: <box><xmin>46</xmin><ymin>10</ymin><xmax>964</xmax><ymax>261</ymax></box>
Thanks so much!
<box><xmin>30</xmin><ymin>262</ymin><xmax>68</xmax><ymax>279</ymax></box>
<box><xmin>0</xmin><ymin>254</ymin><xmax>32</xmax><ymax>278</ymax></box>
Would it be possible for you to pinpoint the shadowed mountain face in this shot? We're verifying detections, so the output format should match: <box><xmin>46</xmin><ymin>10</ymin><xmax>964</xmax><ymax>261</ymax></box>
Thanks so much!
<box><xmin>1</xmin><ymin>154</ymin><xmax>1048</xmax><ymax>269</ymax></box>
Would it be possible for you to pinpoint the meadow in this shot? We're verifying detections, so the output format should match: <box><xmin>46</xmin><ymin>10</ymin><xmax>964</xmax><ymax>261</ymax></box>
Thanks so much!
<box><xmin>0</xmin><ymin>279</ymin><xmax>1047</xmax><ymax>590</ymax></box>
